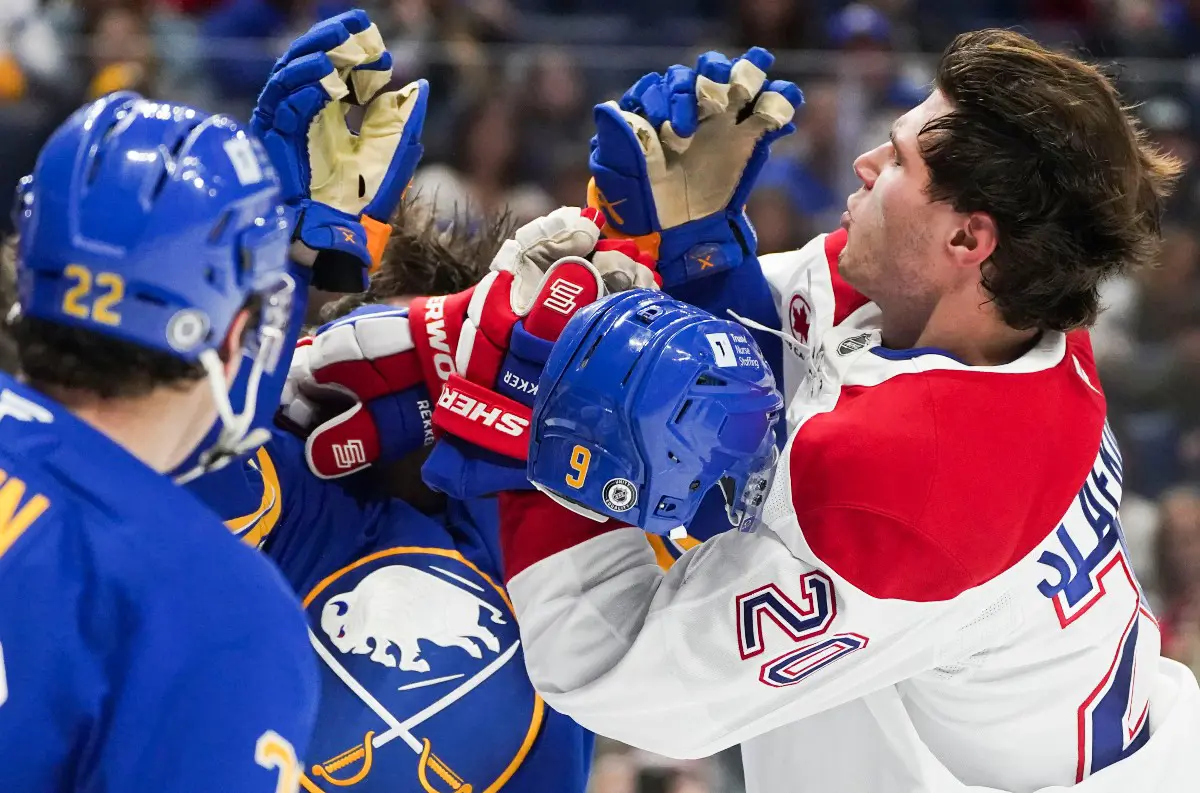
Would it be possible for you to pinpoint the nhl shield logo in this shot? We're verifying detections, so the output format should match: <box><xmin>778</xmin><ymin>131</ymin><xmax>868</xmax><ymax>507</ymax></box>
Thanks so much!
<box><xmin>837</xmin><ymin>333</ymin><xmax>872</xmax><ymax>356</ymax></box>
<box><xmin>301</xmin><ymin>547</ymin><xmax>543</xmax><ymax>792</ymax></box>
<box><xmin>602</xmin><ymin>478</ymin><xmax>637</xmax><ymax>512</ymax></box>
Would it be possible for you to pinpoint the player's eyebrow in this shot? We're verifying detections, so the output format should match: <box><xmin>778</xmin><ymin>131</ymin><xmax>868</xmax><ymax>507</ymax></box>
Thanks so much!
<box><xmin>889</xmin><ymin>124</ymin><xmax>904</xmax><ymax>164</ymax></box>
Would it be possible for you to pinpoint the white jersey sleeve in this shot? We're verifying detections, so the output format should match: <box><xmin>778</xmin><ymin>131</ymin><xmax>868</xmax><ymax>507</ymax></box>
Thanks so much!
<box><xmin>499</xmin><ymin>467</ymin><xmax>993</xmax><ymax>760</ymax></box>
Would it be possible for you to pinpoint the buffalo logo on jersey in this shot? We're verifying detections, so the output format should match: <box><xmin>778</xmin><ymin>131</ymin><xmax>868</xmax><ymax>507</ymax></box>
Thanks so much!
<box><xmin>301</xmin><ymin>548</ymin><xmax>543</xmax><ymax>792</ymax></box>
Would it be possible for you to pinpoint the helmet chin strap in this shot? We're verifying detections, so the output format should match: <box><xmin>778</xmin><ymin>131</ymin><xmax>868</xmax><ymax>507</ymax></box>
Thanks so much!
<box><xmin>172</xmin><ymin>328</ymin><xmax>281</xmax><ymax>485</ymax></box>
<box><xmin>172</xmin><ymin>273</ymin><xmax>296</xmax><ymax>486</ymax></box>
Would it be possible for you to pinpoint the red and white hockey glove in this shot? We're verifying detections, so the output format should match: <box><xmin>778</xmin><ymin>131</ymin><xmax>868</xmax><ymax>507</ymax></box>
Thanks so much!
<box><xmin>423</xmin><ymin>207</ymin><xmax>658</xmax><ymax>498</ymax></box>
<box><xmin>278</xmin><ymin>289</ymin><xmax>474</xmax><ymax>478</ymax></box>
<box><xmin>279</xmin><ymin>207</ymin><xmax>657</xmax><ymax>481</ymax></box>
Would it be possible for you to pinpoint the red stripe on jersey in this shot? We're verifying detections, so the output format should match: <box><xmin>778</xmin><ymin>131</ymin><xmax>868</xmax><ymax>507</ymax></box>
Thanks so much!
<box><xmin>499</xmin><ymin>491</ymin><xmax>624</xmax><ymax>582</ymax></box>
<box><xmin>823</xmin><ymin>229</ymin><xmax>871</xmax><ymax>326</ymax></box>
<box><xmin>791</xmin><ymin>330</ymin><xmax>1106</xmax><ymax>602</ymax></box>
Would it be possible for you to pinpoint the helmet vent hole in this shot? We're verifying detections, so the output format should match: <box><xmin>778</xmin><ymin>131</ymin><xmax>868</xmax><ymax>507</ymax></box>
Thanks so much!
<box><xmin>673</xmin><ymin>400</ymin><xmax>692</xmax><ymax>424</ymax></box>
<box><xmin>620</xmin><ymin>357</ymin><xmax>639</xmax><ymax>385</ymax></box>
<box><xmin>578</xmin><ymin>334</ymin><xmax>604</xmax><ymax>368</ymax></box>
<box><xmin>689</xmin><ymin>479</ymin><xmax>701</xmax><ymax>492</ymax></box>
<box><xmin>85</xmin><ymin>120</ymin><xmax>124</xmax><ymax>186</ymax></box>
<box><xmin>667</xmin><ymin>451</ymin><xmax>680</xmax><ymax>464</ymax></box>
<box><xmin>695</xmin><ymin>374</ymin><xmax>727</xmax><ymax>387</ymax></box>
<box><xmin>208</xmin><ymin>210</ymin><xmax>231</xmax><ymax>243</ymax></box>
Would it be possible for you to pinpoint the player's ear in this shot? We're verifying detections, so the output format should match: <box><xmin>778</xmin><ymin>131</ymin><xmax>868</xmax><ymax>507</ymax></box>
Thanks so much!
<box><xmin>948</xmin><ymin>211</ymin><xmax>997</xmax><ymax>270</ymax></box>
<box><xmin>219</xmin><ymin>308</ymin><xmax>252</xmax><ymax>381</ymax></box>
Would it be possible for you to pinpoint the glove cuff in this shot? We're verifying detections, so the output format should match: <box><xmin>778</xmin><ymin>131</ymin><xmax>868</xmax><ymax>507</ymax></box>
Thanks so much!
<box><xmin>362</xmin><ymin>214</ymin><xmax>392</xmax><ymax>274</ymax></box>
<box><xmin>432</xmin><ymin>373</ymin><xmax>532</xmax><ymax>462</ymax></box>
<box><xmin>588</xmin><ymin>178</ymin><xmax>664</xmax><ymax>263</ymax></box>
<box><xmin>656</xmin><ymin>211</ymin><xmax>749</xmax><ymax>288</ymax></box>
<box><xmin>295</xmin><ymin>201</ymin><xmax>372</xmax><ymax>291</ymax></box>
<box><xmin>408</xmin><ymin>289</ymin><xmax>475</xmax><ymax>396</ymax></box>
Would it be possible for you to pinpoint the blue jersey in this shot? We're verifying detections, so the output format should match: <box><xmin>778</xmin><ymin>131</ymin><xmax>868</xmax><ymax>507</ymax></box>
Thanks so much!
<box><xmin>190</xmin><ymin>430</ymin><xmax>593</xmax><ymax>793</ymax></box>
<box><xmin>0</xmin><ymin>375</ymin><xmax>318</xmax><ymax>793</ymax></box>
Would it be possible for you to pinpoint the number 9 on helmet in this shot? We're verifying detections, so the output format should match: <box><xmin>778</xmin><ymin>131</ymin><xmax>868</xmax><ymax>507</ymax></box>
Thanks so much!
<box><xmin>528</xmin><ymin>289</ymin><xmax>784</xmax><ymax>536</ymax></box>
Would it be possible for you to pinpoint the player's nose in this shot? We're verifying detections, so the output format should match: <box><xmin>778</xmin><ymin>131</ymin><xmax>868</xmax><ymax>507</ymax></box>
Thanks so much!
<box><xmin>852</xmin><ymin>143</ymin><xmax>884</xmax><ymax>189</ymax></box>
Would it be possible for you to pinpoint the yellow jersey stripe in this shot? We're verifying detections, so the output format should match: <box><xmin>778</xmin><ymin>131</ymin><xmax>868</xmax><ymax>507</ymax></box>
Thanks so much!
<box><xmin>224</xmin><ymin>448</ymin><xmax>282</xmax><ymax>547</ymax></box>
<box><xmin>645</xmin><ymin>534</ymin><xmax>676</xmax><ymax>570</ymax></box>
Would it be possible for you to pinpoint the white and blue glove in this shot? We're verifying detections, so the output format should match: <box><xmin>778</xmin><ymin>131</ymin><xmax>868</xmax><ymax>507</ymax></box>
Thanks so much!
<box><xmin>587</xmin><ymin>48</ymin><xmax>803</xmax><ymax>287</ymax></box>
<box><xmin>250</xmin><ymin>9</ymin><xmax>428</xmax><ymax>291</ymax></box>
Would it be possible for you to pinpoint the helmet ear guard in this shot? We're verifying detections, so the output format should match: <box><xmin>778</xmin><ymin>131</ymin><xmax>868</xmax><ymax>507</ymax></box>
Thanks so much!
<box><xmin>529</xmin><ymin>289</ymin><xmax>784</xmax><ymax>536</ymax></box>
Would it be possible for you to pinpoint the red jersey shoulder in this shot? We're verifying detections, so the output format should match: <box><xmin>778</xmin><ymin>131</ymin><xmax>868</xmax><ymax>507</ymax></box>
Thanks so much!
<box><xmin>821</xmin><ymin>228</ymin><xmax>871</xmax><ymax>326</ymax></box>
<box><xmin>790</xmin><ymin>330</ymin><xmax>1107</xmax><ymax>602</ymax></box>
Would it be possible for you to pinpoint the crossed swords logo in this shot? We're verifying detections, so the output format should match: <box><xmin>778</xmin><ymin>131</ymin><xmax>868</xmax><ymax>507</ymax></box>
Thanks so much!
<box><xmin>303</xmin><ymin>628</ymin><xmax>526</xmax><ymax>792</ymax></box>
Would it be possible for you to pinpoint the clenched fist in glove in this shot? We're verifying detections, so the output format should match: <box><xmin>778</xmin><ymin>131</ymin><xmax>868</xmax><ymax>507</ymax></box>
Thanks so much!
<box><xmin>588</xmin><ymin>48</ymin><xmax>803</xmax><ymax>287</ymax></box>
<box><xmin>278</xmin><ymin>296</ymin><xmax>471</xmax><ymax>478</ymax></box>
<box><xmin>251</xmin><ymin>9</ymin><xmax>428</xmax><ymax>291</ymax></box>
<box><xmin>423</xmin><ymin>207</ymin><xmax>657</xmax><ymax>498</ymax></box>
<box><xmin>279</xmin><ymin>207</ymin><xmax>656</xmax><ymax>483</ymax></box>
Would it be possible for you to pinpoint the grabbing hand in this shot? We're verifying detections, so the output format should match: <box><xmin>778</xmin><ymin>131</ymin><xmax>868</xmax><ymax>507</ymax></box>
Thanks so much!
<box><xmin>588</xmin><ymin>48</ymin><xmax>803</xmax><ymax>287</ymax></box>
<box><xmin>422</xmin><ymin>208</ymin><xmax>656</xmax><ymax>498</ymax></box>
<box><xmin>250</xmin><ymin>9</ymin><xmax>428</xmax><ymax>291</ymax></box>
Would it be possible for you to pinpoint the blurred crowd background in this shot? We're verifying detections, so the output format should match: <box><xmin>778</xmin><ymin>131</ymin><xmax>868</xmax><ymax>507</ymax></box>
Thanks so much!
<box><xmin>2</xmin><ymin>0</ymin><xmax>1199</xmax><ymax>790</ymax></box>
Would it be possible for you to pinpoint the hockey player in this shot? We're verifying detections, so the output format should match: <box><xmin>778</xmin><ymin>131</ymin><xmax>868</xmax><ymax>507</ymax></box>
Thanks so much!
<box><xmin>0</xmin><ymin>94</ymin><xmax>321</xmax><ymax>790</ymax></box>
<box><xmin>190</xmin><ymin>205</ymin><xmax>619</xmax><ymax>793</ymax></box>
<box><xmin>309</xmin><ymin>31</ymin><xmax>1200</xmax><ymax>793</ymax></box>
<box><xmin>464</xmin><ymin>31</ymin><xmax>1200</xmax><ymax>793</ymax></box>
<box><xmin>0</xmin><ymin>9</ymin><xmax>431</xmax><ymax>789</ymax></box>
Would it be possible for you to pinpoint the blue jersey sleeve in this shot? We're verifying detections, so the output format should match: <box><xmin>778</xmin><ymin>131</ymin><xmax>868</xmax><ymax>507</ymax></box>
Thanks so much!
<box><xmin>94</xmin><ymin>621</ymin><xmax>319</xmax><ymax>793</ymax></box>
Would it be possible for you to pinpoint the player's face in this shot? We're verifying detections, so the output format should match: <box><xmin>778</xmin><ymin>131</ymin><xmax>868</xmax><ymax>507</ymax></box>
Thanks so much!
<box><xmin>838</xmin><ymin>90</ymin><xmax>964</xmax><ymax>316</ymax></box>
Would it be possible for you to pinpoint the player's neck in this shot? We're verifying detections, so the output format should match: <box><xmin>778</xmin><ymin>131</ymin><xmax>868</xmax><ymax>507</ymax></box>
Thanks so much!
<box><xmin>885</xmin><ymin>286</ymin><xmax>1041</xmax><ymax>367</ymax></box>
<box><xmin>43</xmin><ymin>382</ymin><xmax>215</xmax><ymax>474</ymax></box>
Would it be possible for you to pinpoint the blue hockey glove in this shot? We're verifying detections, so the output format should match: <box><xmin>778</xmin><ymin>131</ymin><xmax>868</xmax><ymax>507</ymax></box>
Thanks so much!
<box><xmin>250</xmin><ymin>9</ymin><xmax>428</xmax><ymax>292</ymax></box>
<box><xmin>587</xmin><ymin>48</ymin><xmax>803</xmax><ymax>287</ymax></box>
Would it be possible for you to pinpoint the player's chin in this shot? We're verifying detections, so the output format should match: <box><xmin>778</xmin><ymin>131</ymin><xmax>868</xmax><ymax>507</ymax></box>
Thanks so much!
<box><xmin>837</xmin><ymin>245</ymin><xmax>870</xmax><ymax>293</ymax></box>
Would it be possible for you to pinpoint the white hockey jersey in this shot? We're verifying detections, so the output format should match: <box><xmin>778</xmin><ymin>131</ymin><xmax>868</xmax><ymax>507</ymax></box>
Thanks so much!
<box><xmin>497</xmin><ymin>229</ymin><xmax>1200</xmax><ymax>793</ymax></box>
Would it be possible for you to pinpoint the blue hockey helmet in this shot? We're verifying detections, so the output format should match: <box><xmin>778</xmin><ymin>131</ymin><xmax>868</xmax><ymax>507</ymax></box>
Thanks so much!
<box><xmin>13</xmin><ymin>92</ymin><xmax>296</xmax><ymax>480</ymax></box>
<box><xmin>529</xmin><ymin>289</ymin><xmax>784</xmax><ymax>536</ymax></box>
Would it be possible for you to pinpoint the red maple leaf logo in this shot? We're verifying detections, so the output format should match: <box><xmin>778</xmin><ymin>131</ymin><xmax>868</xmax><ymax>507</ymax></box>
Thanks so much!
<box><xmin>790</xmin><ymin>294</ymin><xmax>811</xmax><ymax>344</ymax></box>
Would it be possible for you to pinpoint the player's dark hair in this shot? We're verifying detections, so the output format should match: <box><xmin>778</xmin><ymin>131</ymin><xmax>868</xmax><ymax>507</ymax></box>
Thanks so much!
<box><xmin>320</xmin><ymin>201</ymin><xmax>511</xmax><ymax>513</ymax></box>
<box><xmin>320</xmin><ymin>199</ymin><xmax>511</xmax><ymax>323</ymax></box>
<box><xmin>0</xmin><ymin>235</ymin><xmax>20</xmax><ymax>375</ymax></box>
<box><xmin>922</xmin><ymin>29</ymin><xmax>1183</xmax><ymax>332</ymax></box>
<box><xmin>1</xmin><ymin>234</ymin><xmax>254</xmax><ymax>400</ymax></box>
